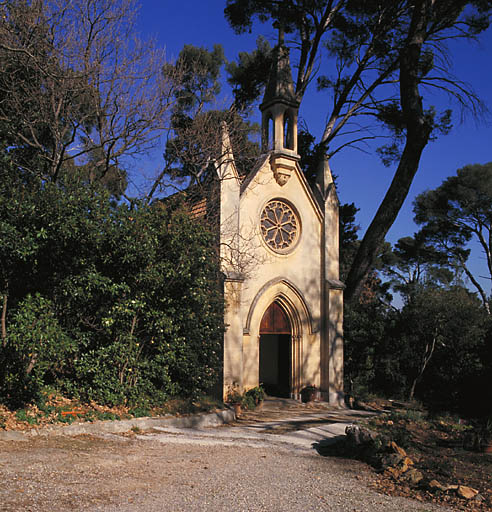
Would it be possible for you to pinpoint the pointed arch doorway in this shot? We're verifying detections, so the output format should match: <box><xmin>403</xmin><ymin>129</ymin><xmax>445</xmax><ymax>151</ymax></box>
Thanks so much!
<box><xmin>259</xmin><ymin>301</ymin><xmax>292</xmax><ymax>398</ymax></box>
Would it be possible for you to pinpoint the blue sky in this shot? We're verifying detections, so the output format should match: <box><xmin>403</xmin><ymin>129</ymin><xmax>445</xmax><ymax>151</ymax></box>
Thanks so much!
<box><xmin>136</xmin><ymin>1</ymin><xmax>492</xmax><ymax>290</ymax></box>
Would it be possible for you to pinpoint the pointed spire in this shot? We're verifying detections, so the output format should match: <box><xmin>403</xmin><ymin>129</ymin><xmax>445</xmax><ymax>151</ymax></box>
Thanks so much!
<box><xmin>260</xmin><ymin>24</ymin><xmax>300</xmax><ymax>156</ymax></box>
<box><xmin>220</xmin><ymin>120</ymin><xmax>233</xmax><ymax>163</ymax></box>
<box><xmin>260</xmin><ymin>25</ymin><xmax>299</xmax><ymax>111</ymax></box>
<box><xmin>216</xmin><ymin>120</ymin><xmax>239</xmax><ymax>181</ymax></box>
<box><xmin>316</xmin><ymin>153</ymin><xmax>334</xmax><ymax>200</ymax></box>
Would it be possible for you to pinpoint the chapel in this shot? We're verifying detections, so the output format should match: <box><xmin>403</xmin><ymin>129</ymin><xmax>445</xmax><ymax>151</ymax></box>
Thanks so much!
<box><xmin>216</xmin><ymin>33</ymin><xmax>344</xmax><ymax>405</ymax></box>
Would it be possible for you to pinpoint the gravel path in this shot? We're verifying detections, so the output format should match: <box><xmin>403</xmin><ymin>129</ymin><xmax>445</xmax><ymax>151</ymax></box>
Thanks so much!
<box><xmin>0</xmin><ymin>434</ymin><xmax>452</xmax><ymax>511</ymax></box>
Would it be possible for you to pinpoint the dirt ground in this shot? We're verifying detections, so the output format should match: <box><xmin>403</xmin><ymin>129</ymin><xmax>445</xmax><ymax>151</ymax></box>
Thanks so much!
<box><xmin>369</xmin><ymin>417</ymin><xmax>492</xmax><ymax>511</ymax></box>
<box><xmin>346</xmin><ymin>400</ymin><xmax>492</xmax><ymax>512</ymax></box>
<box><xmin>1</xmin><ymin>397</ymin><xmax>489</xmax><ymax>511</ymax></box>
<box><xmin>0</xmin><ymin>433</ymin><xmax>450</xmax><ymax>512</ymax></box>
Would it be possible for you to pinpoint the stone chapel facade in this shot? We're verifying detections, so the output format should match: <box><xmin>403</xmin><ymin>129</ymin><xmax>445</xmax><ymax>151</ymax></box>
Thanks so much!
<box><xmin>216</xmin><ymin>38</ymin><xmax>344</xmax><ymax>405</ymax></box>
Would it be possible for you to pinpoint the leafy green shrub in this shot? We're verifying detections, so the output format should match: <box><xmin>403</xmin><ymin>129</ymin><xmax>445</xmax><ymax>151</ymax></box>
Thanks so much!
<box><xmin>388</xmin><ymin>409</ymin><xmax>426</xmax><ymax>423</ymax></box>
<box><xmin>344</xmin><ymin>281</ymin><xmax>489</xmax><ymax>415</ymax></box>
<box><xmin>241</xmin><ymin>394</ymin><xmax>256</xmax><ymax>410</ymax></box>
<box><xmin>244</xmin><ymin>385</ymin><xmax>265</xmax><ymax>404</ymax></box>
<box><xmin>35</xmin><ymin>395</ymin><xmax>56</xmax><ymax>415</ymax></box>
<box><xmin>82</xmin><ymin>411</ymin><xmax>96</xmax><ymax>422</ymax></box>
<box><xmin>0</xmin><ymin>294</ymin><xmax>75</xmax><ymax>407</ymax></box>
<box><xmin>0</xmin><ymin>171</ymin><xmax>223</xmax><ymax>407</ymax></box>
<box><xmin>129</xmin><ymin>406</ymin><xmax>151</xmax><ymax>418</ymax></box>
<box><xmin>15</xmin><ymin>409</ymin><xmax>28</xmax><ymax>422</ymax></box>
<box><xmin>15</xmin><ymin>408</ymin><xmax>38</xmax><ymax>425</ymax></box>
<box><xmin>95</xmin><ymin>411</ymin><xmax>120</xmax><ymax>421</ymax></box>
<box><xmin>56</xmin><ymin>412</ymin><xmax>76</xmax><ymax>424</ymax></box>
<box><xmin>225</xmin><ymin>385</ymin><xmax>242</xmax><ymax>404</ymax></box>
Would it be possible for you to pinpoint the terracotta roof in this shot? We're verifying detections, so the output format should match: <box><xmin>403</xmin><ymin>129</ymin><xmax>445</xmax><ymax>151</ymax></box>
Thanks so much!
<box><xmin>189</xmin><ymin>196</ymin><xmax>207</xmax><ymax>219</ymax></box>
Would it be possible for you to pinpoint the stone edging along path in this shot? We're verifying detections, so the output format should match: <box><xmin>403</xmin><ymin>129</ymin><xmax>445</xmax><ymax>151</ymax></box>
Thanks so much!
<box><xmin>0</xmin><ymin>408</ymin><xmax>236</xmax><ymax>441</ymax></box>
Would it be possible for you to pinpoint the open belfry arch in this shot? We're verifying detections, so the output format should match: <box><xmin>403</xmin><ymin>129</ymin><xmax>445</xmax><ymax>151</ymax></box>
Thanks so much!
<box><xmin>217</xmin><ymin>28</ymin><xmax>344</xmax><ymax>405</ymax></box>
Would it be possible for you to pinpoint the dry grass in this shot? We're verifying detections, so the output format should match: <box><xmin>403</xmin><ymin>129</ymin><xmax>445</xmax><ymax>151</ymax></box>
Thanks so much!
<box><xmin>360</xmin><ymin>400</ymin><xmax>492</xmax><ymax>511</ymax></box>
<box><xmin>0</xmin><ymin>392</ymin><xmax>223</xmax><ymax>431</ymax></box>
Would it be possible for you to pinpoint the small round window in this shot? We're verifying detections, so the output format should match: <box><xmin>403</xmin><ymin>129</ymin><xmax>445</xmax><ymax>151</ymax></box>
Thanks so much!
<box><xmin>260</xmin><ymin>199</ymin><xmax>300</xmax><ymax>253</ymax></box>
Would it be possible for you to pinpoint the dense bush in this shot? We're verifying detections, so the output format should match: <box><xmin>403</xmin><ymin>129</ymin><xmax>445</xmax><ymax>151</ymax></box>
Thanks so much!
<box><xmin>344</xmin><ymin>286</ymin><xmax>489</xmax><ymax>415</ymax></box>
<box><xmin>344</xmin><ymin>300</ymin><xmax>383</xmax><ymax>397</ymax></box>
<box><xmin>396</xmin><ymin>287</ymin><xmax>487</xmax><ymax>413</ymax></box>
<box><xmin>0</xmin><ymin>294</ymin><xmax>75</xmax><ymax>405</ymax></box>
<box><xmin>0</xmin><ymin>167</ymin><xmax>223</xmax><ymax>407</ymax></box>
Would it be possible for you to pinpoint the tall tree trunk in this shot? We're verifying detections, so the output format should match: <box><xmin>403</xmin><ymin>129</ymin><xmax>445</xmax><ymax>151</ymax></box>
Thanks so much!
<box><xmin>1</xmin><ymin>280</ymin><xmax>7</xmax><ymax>347</ymax></box>
<box><xmin>344</xmin><ymin>133</ymin><xmax>430</xmax><ymax>301</ymax></box>
<box><xmin>344</xmin><ymin>1</ymin><xmax>433</xmax><ymax>302</ymax></box>
<box><xmin>457</xmin><ymin>252</ymin><xmax>491</xmax><ymax>314</ymax></box>
<box><xmin>409</xmin><ymin>329</ymin><xmax>438</xmax><ymax>401</ymax></box>
<box><xmin>1</xmin><ymin>293</ymin><xmax>7</xmax><ymax>347</ymax></box>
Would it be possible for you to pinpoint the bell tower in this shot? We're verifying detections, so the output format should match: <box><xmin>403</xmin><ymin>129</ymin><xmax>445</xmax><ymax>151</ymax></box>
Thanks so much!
<box><xmin>260</xmin><ymin>27</ymin><xmax>300</xmax><ymax>186</ymax></box>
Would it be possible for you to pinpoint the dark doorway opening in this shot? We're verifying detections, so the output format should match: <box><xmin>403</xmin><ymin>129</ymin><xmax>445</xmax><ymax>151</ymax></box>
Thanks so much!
<box><xmin>259</xmin><ymin>301</ymin><xmax>291</xmax><ymax>398</ymax></box>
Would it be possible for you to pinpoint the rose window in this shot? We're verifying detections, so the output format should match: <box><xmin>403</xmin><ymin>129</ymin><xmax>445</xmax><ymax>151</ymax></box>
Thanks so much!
<box><xmin>260</xmin><ymin>200</ymin><xmax>300</xmax><ymax>253</ymax></box>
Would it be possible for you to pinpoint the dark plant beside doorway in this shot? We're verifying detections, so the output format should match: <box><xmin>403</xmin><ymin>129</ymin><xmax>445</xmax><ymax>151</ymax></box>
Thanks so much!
<box><xmin>301</xmin><ymin>385</ymin><xmax>317</xmax><ymax>403</ymax></box>
<box><xmin>244</xmin><ymin>385</ymin><xmax>265</xmax><ymax>405</ymax></box>
<box><xmin>241</xmin><ymin>394</ymin><xmax>256</xmax><ymax>410</ymax></box>
<box><xmin>225</xmin><ymin>384</ymin><xmax>242</xmax><ymax>405</ymax></box>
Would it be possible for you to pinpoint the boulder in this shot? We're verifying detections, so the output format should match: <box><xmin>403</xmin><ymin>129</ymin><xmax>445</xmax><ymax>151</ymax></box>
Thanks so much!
<box><xmin>401</xmin><ymin>468</ymin><xmax>423</xmax><ymax>485</ymax></box>
<box><xmin>398</xmin><ymin>457</ymin><xmax>414</xmax><ymax>473</ymax></box>
<box><xmin>345</xmin><ymin>425</ymin><xmax>379</xmax><ymax>446</ymax></box>
<box><xmin>344</xmin><ymin>425</ymin><xmax>384</xmax><ymax>464</ymax></box>
<box><xmin>456</xmin><ymin>485</ymin><xmax>479</xmax><ymax>500</ymax></box>
<box><xmin>385</xmin><ymin>466</ymin><xmax>402</xmax><ymax>480</ymax></box>
<box><xmin>380</xmin><ymin>453</ymin><xmax>405</xmax><ymax>468</ymax></box>
<box><xmin>389</xmin><ymin>441</ymin><xmax>407</xmax><ymax>457</ymax></box>
<box><xmin>427</xmin><ymin>480</ymin><xmax>448</xmax><ymax>493</ymax></box>
<box><xmin>401</xmin><ymin>456</ymin><xmax>414</xmax><ymax>467</ymax></box>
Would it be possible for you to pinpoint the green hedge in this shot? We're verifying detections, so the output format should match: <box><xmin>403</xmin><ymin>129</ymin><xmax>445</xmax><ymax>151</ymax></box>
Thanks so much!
<box><xmin>0</xmin><ymin>167</ymin><xmax>223</xmax><ymax>407</ymax></box>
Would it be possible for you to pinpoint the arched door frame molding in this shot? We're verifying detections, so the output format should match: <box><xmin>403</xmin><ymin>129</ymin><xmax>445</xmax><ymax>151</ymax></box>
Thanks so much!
<box><xmin>244</xmin><ymin>278</ymin><xmax>317</xmax><ymax>335</ymax></box>
<box><xmin>246</xmin><ymin>279</ymin><xmax>311</xmax><ymax>398</ymax></box>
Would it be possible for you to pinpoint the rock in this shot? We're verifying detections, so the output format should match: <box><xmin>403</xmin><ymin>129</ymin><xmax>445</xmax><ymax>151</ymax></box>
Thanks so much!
<box><xmin>456</xmin><ymin>485</ymin><xmax>479</xmax><ymax>500</ymax></box>
<box><xmin>474</xmin><ymin>493</ymin><xmax>484</xmax><ymax>503</ymax></box>
<box><xmin>427</xmin><ymin>479</ymin><xmax>448</xmax><ymax>493</ymax></box>
<box><xmin>402</xmin><ymin>456</ymin><xmax>413</xmax><ymax>467</ymax></box>
<box><xmin>360</xmin><ymin>428</ymin><xmax>378</xmax><ymax>444</ymax></box>
<box><xmin>385</xmin><ymin>466</ymin><xmax>402</xmax><ymax>480</ymax></box>
<box><xmin>345</xmin><ymin>425</ymin><xmax>378</xmax><ymax>446</ymax></box>
<box><xmin>345</xmin><ymin>425</ymin><xmax>382</xmax><ymax>461</ymax></box>
<box><xmin>389</xmin><ymin>441</ymin><xmax>407</xmax><ymax>457</ymax></box>
<box><xmin>401</xmin><ymin>468</ymin><xmax>423</xmax><ymax>485</ymax></box>
<box><xmin>381</xmin><ymin>453</ymin><xmax>404</xmax><ymax>468</ymax></box>
<box><xmin>398</xmin><ymin>459</ymin><xmax>410</xmax><ymax>473</ymax></box>
<box><xmin>345</xmin><ymin>425</ymin><xmax>360</xmax><ymax>445</ymax></box>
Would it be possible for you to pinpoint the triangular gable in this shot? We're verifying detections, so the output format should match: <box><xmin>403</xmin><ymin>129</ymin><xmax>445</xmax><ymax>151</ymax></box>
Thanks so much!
<box><xmin>239</xmin><ymin>154</ymin><xmax>269</xmax><ymax>194</ymax></box>
<box><xmin>240</xmin><ymin>153</ymin><xmax>323</xmax><ymax>223</ymax></box>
